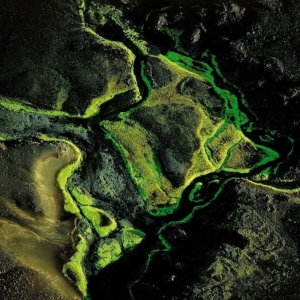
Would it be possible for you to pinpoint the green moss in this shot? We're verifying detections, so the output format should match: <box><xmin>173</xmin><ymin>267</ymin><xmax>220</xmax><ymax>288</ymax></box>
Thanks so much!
<box><xmin>165</xmin><ymin>51</ymin><xmax>279</xmax><ymax>172</ymax></box>
<box><xmin>121</xmin><ymin>228</ymin><xmax>146</xmax><ymax>251</ymax></box>
<box><xmin>102</xmin><ymin>121</ymin><xmax>171</xmax><ymax>208</ymax></box>
<box><xmin>95</xmin><ymin>238</ymin><xmax>123</xmax><ymax>270</ymax></box>
<box><xmin>0</xmin><ymin>96</ymin><xmax>73</xmax><ymax>117</ymax></box>
<box><xmin>80</xmin><ymin>206</ymin><xmax>117</xmax><ymax>238</ymax></box>
<box><xmin>103</xmin><ymin>55</ymin><xmax>212</xmax><ymax>216</ymax></box>
<box><xmin>223</xmin><ymin>138</ymin><xmax>279</xmax><ymax>173</ymax></box>
<box><xmin>104</xmin><ymin>52</ymin><xmax>277</xmax><ymax>218</ymax></box>
<box><xmin>102</xmin><ymin>126</ymin><xmax>179</xmax><ymax>216</ymax></box>
<box><xmin>251</xmin><ymin>143</ymin><xmax>280</xmax><ymax>170</ymax></box>
<box><xmin>164</xmin><ymin>51</ymin><xmax>249</xmax><ymax>130</ymax></box>
<box><xmin>63</xmin><ymin>221</ymin><xmax>95</xmax><ymax>298</ymax></box>
<box><xmin>188</xmin><ymin>182</ymin><xmax>203</xmax><ymax>202</ymax></box>
<box><xmin>71</xmin><ymin>187</ymin><xmax>94</xmax><ymax>206</ymax></box>
<box><xmin>1</xmin><ymin>91</ymin><xmax>133</xmax><ymax>121</ymax></box>
<box><xmin>206</xmin><ymin>123</ymin><xmax>242</xmax><ymax>168</ymax></box>
<box><xmin>63</xmin><ymin>233</ymin><xmax>89</xmax><ymax>297</ymax></box>
<box><xmin>126</xmin><ymin>51</ymin><xmax>280</xmax><ymax>298</ymax></box>
<box><xmin>39</xmin><ymin>135</ymin><xmax>82</xmax><ymax>215</ymax></box>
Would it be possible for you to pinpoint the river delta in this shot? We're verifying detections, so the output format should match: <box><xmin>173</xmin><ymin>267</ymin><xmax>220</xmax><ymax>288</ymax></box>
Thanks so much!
<box><xmin>1</xmin><ymin>1</ymin><xmax>300</xmax><ymax>299</ymax></box>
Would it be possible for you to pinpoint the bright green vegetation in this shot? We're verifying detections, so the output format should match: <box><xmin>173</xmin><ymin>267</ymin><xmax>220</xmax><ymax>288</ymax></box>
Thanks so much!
<box><xmin>121</xmin><ymin>228</ymin><xmax>146</xmax><ymax>251</ymax></box>
<box><xmin>81</xmin><ymin>206</ymin><xmax>117</xmax><ymax>238</ymax></box>
<box><xmin>188</xmin><ymin>182</ymin><xmax>203</xmax><ymax>202</ymax></box>
<box><xmin>150</xmin><ymin>7</ymin><xmax>188</xmax><ymax>55</ymax></box>
<box><xmin>102</xmin><ymin>54</ymin><xmax>216</xmax><ymax>216</ymax></box>
<box><xmin>90</xmin><ymin>30</ymin><xmax>281</xmax><ymax>298</ymax></box>
<box><xmin>39</xmin><ymin>135</ymin><xmax>82</xmax><ymax>216</ymax></box>
<box><xmin>63</xmin><ymin>226</ymin><xmax>92</xmax><ymax>298</ymax></box>
<box><xmin>102</xmin><ymin>120</ymin><xmax>178</xmax><ymax>215</ymax></box>
<box><xmin>165</xmin><ymin>51</ymin><xmax>249</xmax><ymax>129</ymax></box>
<box><xmin>68</xmin><ymin>178</ymin><xmax>146</xmax><ymax>294</ymax></box>
<box><xmin>126</xmin><ymin>47</ymin><xmax>281</xmax><ymax>299</ymax></box>
<box><xmin>71</xmin><ymin>188</ymin><xmax>94</xmax><ymax>206</ymax></box>
<box><xmin>0</xmin><ymin>82</ymin><xmax>139</xmax><ymax>120</ymax></box>
<box><xmin>71</xmin><ymin>187</ymin><xmax>118</xmax><ymax>238</ymax></box>
<box><xmin>223</xmin><ymin>139</ymin><xmax>279</xmax><ymax>173</ymax></box>
<box><xmin>103</xmin><ymin>52</ymin><xmax>279</xmax><ymax>217</ymax></box>
<box><xmin>206</xmin><ymin>122</ymin><xmax>242</xmax><ymax>168</ymax></box>
<box><xmin>251</xmin><ymin>167</ymin><xmax>272</xmax><ymax>181</ymax></box>
<box><xmin>95</xmin><ymin>238</ymin><xmax>123</xmax><ymax>270</ymax></box>
<box><xmin>0</xmin><ymin>96</ymin><xmax>72</xmax><ymax>117</ymax></box>
<box><xmin>94</xmin><ymin>227</ymin><xmax>146</xmax><ymax>272</ymax></box>
<box><xmin>118</xmin><ymin>60</ymin><xmax>153</xmax><ymax>119</ymax></box>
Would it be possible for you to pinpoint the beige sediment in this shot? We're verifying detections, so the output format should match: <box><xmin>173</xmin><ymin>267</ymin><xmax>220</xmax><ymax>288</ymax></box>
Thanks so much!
<box><xmin>33</xmin><ymin>143</ymin><xmax>77</xmax><ymax>220</ymax></box>
<box><xmin>0</xmin><ymin>216</ymin><xmax>81</xmax><ymax>299</ymax></box>
<box><xmin>0</xmin><ymin>142</ymin><xmax>81</xmax><ymax>299</ymax></box>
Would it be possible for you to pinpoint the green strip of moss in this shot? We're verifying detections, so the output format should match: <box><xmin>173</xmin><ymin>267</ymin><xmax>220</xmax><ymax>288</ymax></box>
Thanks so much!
<box><xmin>39</xmin><ymin>135</ymin><xmax>82</xmax><ymax>216</ymax></box>
<box><xmin>71</xmin><ymin>187</ymin><xmax>94</xmax><ymax>206</ymax></box>
<box><xmin>95</xmin><ymin>238</ymin><xmax>123</xmax><ymax>270</ymax></box>
<box><xmin>63</xmin><ymin>232</ymin><xmax>89</xmax><ymax>298</ymax></box>
<box><xmin>80</xmin><ymin>206</ymin><xmax>117</xmax><ymax>238</ymax></box>
<box><xmin>121</xmin><ymin>228</ymin><xmax>146</xmax><ymax>251</ymax></box>
<box><xmin>188</xmin><ymin>182</ymin><xmax>203</xmax><ymax>202</ymax></box>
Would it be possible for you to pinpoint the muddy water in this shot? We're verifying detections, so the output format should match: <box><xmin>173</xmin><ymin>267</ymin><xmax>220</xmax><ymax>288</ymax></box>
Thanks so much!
<box><xmin>0</xmin><ymin>141</ymin><xmax>81</xmax><ymax>299</ymax></box>
<box><xmin>33</xmin><ymin>143</ymin><xmax>77</xmax><ymax>220</ymax></box>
